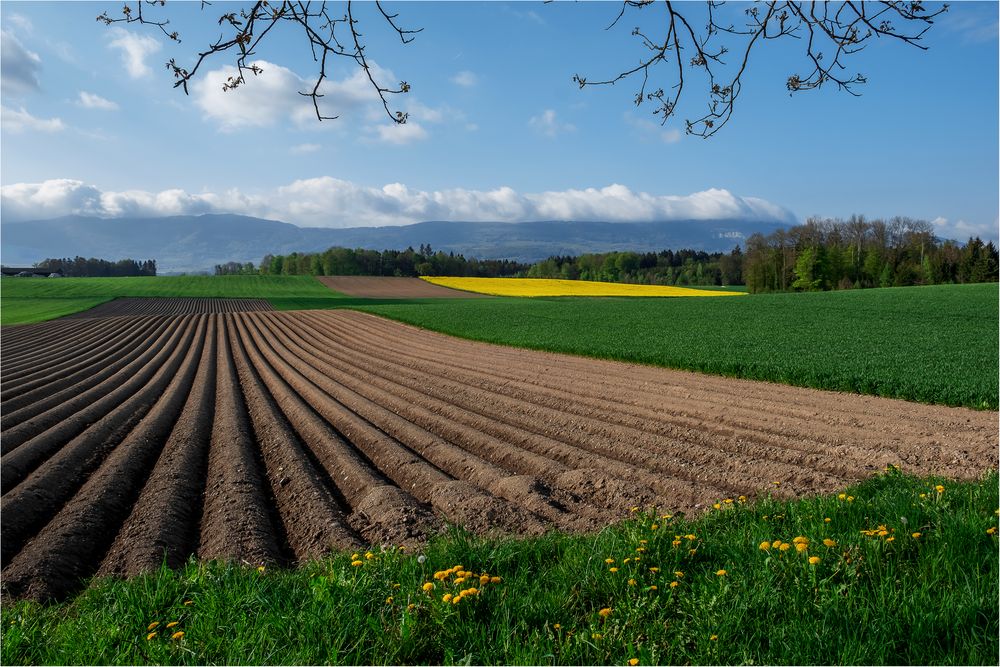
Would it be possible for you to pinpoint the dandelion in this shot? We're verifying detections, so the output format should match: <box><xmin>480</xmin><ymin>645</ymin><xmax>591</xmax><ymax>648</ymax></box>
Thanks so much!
<box><xmin>629</xmin><ymin>659</ymin><xmax>640</xmax><ymax>666</ymax></box>
<box><xmin>630</xmin><ymin>506</ymin><xmax>639</xmax><ymax>513</ymax></box>
<box><xmin>779</xmin><ymin>543</ymin><xmax>791</xmax><ymax>552</ymax></box>
<box><xmin>759</xmin><ymin>541</ymin><xmax>771</xmax><ymax>551</ymax></box>
<box><xmin>772</xmin><ymin>481</ymin><xmax>781</xmax><ymax>486</ymax></box>
<box><xmin>183</xmin><ymin>600</ymin><xmax>193</xmax><ymax>606</ymax></box>
<box><xmin>392</xmin><ymin>583</ymin><xmax>401</xmax><ymax>589</ymax></box>
<box><xmin>628</xmin><ymin>579</ymin><xmax>637</xmax><ymax>586</ymax></box>
<box><xmin>490</xmin><ymin>576</ymin><xmax>502</xmax><ymax>584</ymax></box>
<box><xmin>670</xmin><ymin>581</ymin><xmax>679</xmax><ymax>589</ymax></box>
<box><xmin>987</xmin><ymin>527</ymin><xmax>997</xmax><ymax>535</ymax></box>
<box><xmin>351</xmin><ymin>560</ymin><xmax>364</xmax><ymax>567</ymax></box>
<box><xmin>480</xmin><ymin>574</ymin><xmax>490</xmax><ymax>585</ymax></box>
<box><xmin>847</xmin><ymin>496</ymin><xmax>855</xmax><ymax>502</ymax></box>
<box><xmin>422</xmin><ymin>582</ymin><xmax>434</xmax><ymax>592</ymax></box>
<box><xmin>649</xmin><ymin>585</ymin><xmax>658</xmax><ymax>591</ymax></box>
<box><xmin>649</xmin><ymin>567</ymin><xmax>660</xmax><ymax>573</ymax></box>
<box><xmin>919</xmin><ymin>493</ymin><xmax>926</xmax><ymax>499</ymax></box>
<box><xmin>605</xmin><ymin>558</ymin><xmax>615</xmax><ymax>564</ymax></box>
<box><xmin>386</xmin><ymin>596</ymin><xmax>393</xmax><ymax>604</ymax></box>
<box><xmin>738</xmin><ymin>496</ymin><xmax>747</xmax><ymax>503</ymax></box>
<box><xmin>623</xmin><ymin>558</ymin><xmax>631</xmax><ymax>564</ymax></box>
<box><xmin>592</xmin><ymin>633</ymin><xmax>603</xmax><ymax>640</ymax></box>
<box><xmin>599</xmin><ymin>607</ymin><xmax>613</xmax><ymax>618</ymax></box>
<box><xmin>808</xmin><ymin>556</ymin><xmax>821</xmax><ymax>565</ymax></box>
<box><xmin>257</xmin><ymin>565</ymin><xmax>265</xmax><ymax>573</ymax></box>
<box><xmin>885</xmin><ymin>537</ymin><xmax>895</xmax><ymax>543</ymax></box>
<box><xmin>715</xmin><ymin>569</ymin><xmax>727</xmax><ymax>577</ymax></box>
<box><xmin>661</xmin><ymin>514</ymin><xmax>673</xmax><ymax>519</ymax></box>
<box><xmin>792</xmin><ymin>536</ymin><xmax>809</xmax><ymax>545</ymax></box>
<box><xmin>935</xmin><ymin>485</ymin><xmax>944</xmax><ymax>494</ymax></box>
<box><xmin>417</xmin><ymin>555</ymin><xmax>426</xmax><ymax>564</ymax></box>
<box><xmin>795</xmin><ymin>543</ymin><xmax>809</xmax><ymax>553</ymax></box>
<box><xmin>351</xmin><ymin>553</ymin><xmax>360</xmax><ymax>560</ymax></box>
<box><xmin>674</xmin><ymin>571</ymin><xmax>684</xmax><ymax>578</ymax></box>
<box><xmin>685</xmin><ymin>534</ymin><xmax>697</xmax><ymax>541</ymax></box>
<box><xmin>442</xmin><ymin>594</ymin><xmax>453</xmax><ymax>603</ymax></box>
<box><xmin>650</xmin><ymin>524</ymin><xmax>659</xmax><ymax>531</ymax></box>
<box><xmin>453</xmin><ymin>564</ymin><xmax>464</xmax><ymax>571</ymax></box>
<box><xmin>724</xmin><ymin>498</ymin><xmax>733</xmax><ymax>504</ymax></box>
<box><xmin>147</xmin><ymin>621</ymin><xmax>160</xmax><ymax>631</ymax></box>
<box><xmin>640</xmin><ymin>539</ymin><xmax>648</xmax><ymax>545</ymax></box>
<box><xmin>553</xmin><ymin>623</ymin><xmax>561</xmax><ymax>630</ymax></box>
<box><xmin>609</xmin><ymin>567</ymin><xmax>619</xmax><ymax>573</ymax></box>
<box><xmin>912</xmin><ymin>532</ymin><xmax>922</xmax><ymax>538</ymax></box>
<box><xmin>823</xmin><ymin>538</ymin><xmax>837</xmax><ymax>547</ymax></box>
<box><xmin>407</xmin><ymin>603</ymin><xmax>416</xmax><ymax>611</ymax></box>
<box><xmin>671</xmin><ymin>540</ymin><xmax>682</xmax><ymax>547</ymax></box>
<box><xmin>171</xmin><ymin>631</ymin><xmax>184</xmax><ymax>641</ymax></box>
<box><xmin>713</xmin><ymin>503</ymin><xmax>721</xmax><ymax>510</ymax></box>
<box><xmin>166</xmin><ymin>622</ymin><xmax>179</xmax><ymax>629</ymax></box>
<box><xmin>635</xmin><ymin>547</ymin><xmax>646</xmax><ymax>553</ymax></box>
<box><xmin>824</xmin><ymin>518</ymin><xmax>831</xmax><ymax>523</ymax></box>
<box><xmin>452</xmin><ymin>595</ymin><xmax>462</xmax><ymax>605</ymax></box>
<box><xmin>689</xmin><ymin>548</ymin><xmax>698</xmax><ymax>556</ymax></box>
<box><xmin>365</xmin><ymin>552</ymin><xmax>375</xmax><ymax>560</ymax></box>
<box><xmin>838</xmin><ymin>493</ymin><xmax>846</xmax><ymax>501</ymax></box>
<box><xmin>146</xmin><ymin>631</ymin><xmax>157</xmax><ymax>641</ymax></box>
<box><xmin>465</xmin><ymin>587</ymin><xmax>479</xmax><ymax>596</ymax></box>
<box><xmin>710</xmin><ymin>634</ymin><xmax>718</xmax><ymax>641</ymax></box>
<box><xmin>454</xmin><ymin>577</ymin><xmax>467</xmax><ymax>585</ymax></box>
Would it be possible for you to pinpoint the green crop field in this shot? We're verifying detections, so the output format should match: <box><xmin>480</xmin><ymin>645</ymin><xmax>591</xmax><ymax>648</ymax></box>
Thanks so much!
<box><xmin>361</xmin><ymin>283</ymin><xmax>999</xmax><ymax>409</ymax></box>
<box><xmin>3</xmin><ymin>471</ymin><xmax>997</xmax><ymax>666</ymax></box>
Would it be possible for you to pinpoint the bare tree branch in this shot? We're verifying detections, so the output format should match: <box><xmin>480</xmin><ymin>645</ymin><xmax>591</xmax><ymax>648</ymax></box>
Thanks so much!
<box><xmin>97</xmin><ymin>0</ymin><xmax>421</xmax><ymax>124</ymax></box>
<box><xmin>575</xmin><ymin>1</ymin><xmax>948</xmax><ymax>138</ymax></box>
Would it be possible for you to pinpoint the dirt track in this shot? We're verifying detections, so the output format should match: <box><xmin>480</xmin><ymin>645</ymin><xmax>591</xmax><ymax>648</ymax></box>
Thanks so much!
<box><xmin>64</xmin><ymin>297</ymin><xmax>273</xmax><ymax>317</ymax></box>
<box><xmin>1</xmin><ymin>308</ymin><xmax>995</xmax><ymax>600</ymax></box>
<box><xmin>317</xmin><ymin>276</ymin><xmax>489</xmax><ymax>298</ymax></box>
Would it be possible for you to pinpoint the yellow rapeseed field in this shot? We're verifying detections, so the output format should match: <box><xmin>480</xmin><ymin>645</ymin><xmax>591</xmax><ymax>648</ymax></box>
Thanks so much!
<box><xmin>422</xmin><ymin>276</ymin><xmax>746</xmax><ymax>298</ymax></box>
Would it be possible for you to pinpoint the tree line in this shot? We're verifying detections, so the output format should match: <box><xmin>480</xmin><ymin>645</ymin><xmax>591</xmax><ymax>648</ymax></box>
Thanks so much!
<box><xmin>744</xmin><ymin>216</ymin><xmax>998</xmax><ymax>293</ymax></box>
<box><xmin>36</xmin><ymin>257</ymin><xmax>157</xmax><ymax>277</ymax></box>
<box><xmin>215</xmin><ymin>245</ymin><xmax>529</xmax><ymax>278</ymax></box>
<box><xmin>525</xmin><ymin>248</ymin><xmax>743</xmax><ymax>287</ymax></box>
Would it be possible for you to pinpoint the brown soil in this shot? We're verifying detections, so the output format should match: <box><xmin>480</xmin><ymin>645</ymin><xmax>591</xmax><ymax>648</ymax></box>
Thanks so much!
<box><xmin>64</xmin><ymin>297</ymin><xmax>273</xmax><ymax>318</ymax></box>
<box><xmin>317</xmin><ymin>276</ymin><xmax>489</xmax><ymax>298</ymax></box>
<box><xmin>1</xmin><ymin>310</ymin><xmax>995</xmax><ymax>600</ymax></box>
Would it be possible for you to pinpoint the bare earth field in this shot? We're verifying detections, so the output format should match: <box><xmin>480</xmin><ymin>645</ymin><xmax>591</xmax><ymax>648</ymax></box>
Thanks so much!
<box><xmin>317</xmin><ymin>276</ymin><xmax>489</xmax><ymax>298</ymax></box>
<box><xmin>0</xmin><ymin>306</ymin><xmax>995</xmax><ymax>601</ymax></box>
<box><xmin>64</xmin><ymin>297</ymin><xmax>274</xmax><ymax>317</ymax></box>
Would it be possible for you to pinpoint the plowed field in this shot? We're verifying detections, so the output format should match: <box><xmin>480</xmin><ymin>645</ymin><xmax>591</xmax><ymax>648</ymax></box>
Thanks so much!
<box><xmin>65</xmin><ymin>297</ymin><xmax>274</xmax><ymax>317</ymax></box>
<box><xmin>317</xmin><ymin>276</ymin><xmax>489</xmax><ymax>298</ymax></box>
<box><xmin>1</xmin><ymin>308</ymin><xmax>994</xmax><ymax>601</ymax></box>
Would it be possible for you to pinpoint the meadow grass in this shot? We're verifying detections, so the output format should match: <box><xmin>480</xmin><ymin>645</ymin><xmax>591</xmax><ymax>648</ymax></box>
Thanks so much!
<box><xmin>361</xmin><ymin>283</ymin><xmax>999</xmax><ymax>409</ymax></box>
<box><xmin>2</xmin><ymin>470</ymin><xmax>996</xmax><ymax>665</ymax></box>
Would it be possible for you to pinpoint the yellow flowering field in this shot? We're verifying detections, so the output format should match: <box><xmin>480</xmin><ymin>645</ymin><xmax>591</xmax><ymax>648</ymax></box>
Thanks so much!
<box><xmin>422</xmin><ymin>276</ymin><xmax>746</xmax><ymax>298</ymax></box>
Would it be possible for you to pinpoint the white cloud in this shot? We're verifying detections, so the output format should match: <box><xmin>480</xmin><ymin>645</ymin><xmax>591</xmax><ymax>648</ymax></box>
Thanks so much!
<box><xmin>1</xmin><ymin>105</ymin><xmax>65</xmax><ymax>133</ymax></box>
<box><xmin>77</xmin><ymin>91</ymin><xmax>119</xmax><ymax>111</ymax></box>
<box><xmin>930</xmin><ymin>216</ymin><xmax>997</xmax><ymax>242</ymax></box>
<box><xmin>1</xmin><ymin>30</ymin><xmax>41</xmax><ymax>97</ymax></box>
<box><xmin>191</xmin><ymin>59</ymin><xmax>428</xmax><ymax>144</ymax></box>
<box><xmin>7</xmin><ymin>14</ymin><xmax>34</xmax><ymax>34</ymax></box>
<box><xmin>450</xmin><ymin>70</ymin><xmax>477</xmax><ymax>87</ymax></box>
<box><xmin>107</xmin><ymin>28</ymin><xmax>161</xmax><ymax>79</ymax></box>
<box><xmin>1</xmin><ymin>178</ymin><xmax>798</xmax><ymax>230</ymax></box>
<box><xmin>290</xmin><ymin>143</ymin><xmax>322</xmax><ymax>154</ymax></box>
<box><xmin>941</xmin><ymin>10</ymin><xmax>999</xmax><ymax>44</ymax></box>
<box><xmin>529</xmin><ymin>109</ymin><xmax>575</xmax><ymax>137</ymax></box>
<box><xmin>624</xmin><ymin>113</ymin><xmax>682</xmax><ymax>144</ymax></box>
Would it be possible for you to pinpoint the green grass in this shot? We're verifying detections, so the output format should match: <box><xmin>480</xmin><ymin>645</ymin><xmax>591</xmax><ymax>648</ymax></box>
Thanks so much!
<box><xmin>360</xmin><ymin>283</ymin><xmax>999</xmax><ymax>409</ymax></box>
<box><xmin>3</xmin><ymin>470</ymin><xmax>996</xmax><ymax>665</ymax></box>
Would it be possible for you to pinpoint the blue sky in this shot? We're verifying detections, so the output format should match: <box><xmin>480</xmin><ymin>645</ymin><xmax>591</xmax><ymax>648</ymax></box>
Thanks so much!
<box><xmin>1</xmin><ymin>1</ymin><xmax>997</xmax><ymax>241</ymax></box>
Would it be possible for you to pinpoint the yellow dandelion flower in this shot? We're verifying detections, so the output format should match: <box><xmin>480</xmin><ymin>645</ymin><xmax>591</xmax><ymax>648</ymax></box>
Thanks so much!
<box><xmin>454</xmin><ymin>577</ymin><xmax>467</xmax><ymax>585</ymax></box>
<box><xmin>183</xmin><ymin>600</ymin><xmax>193</xmax><ymax>606</ymax></box>
<box><xmin>146</xmin><ymin>631</ymin><xmax>157</xmax><ymax>641</ymax></box>
<box><xmin>629</xmin><ymin>659</ymin><xmax>640</xmax><ymax>666</ymax></box>
<box><xmin>912</xmin><ymin>532</ymin><xmax>922</xmax><ymax>538</ymax></box>
<box><xmin>671</xmin><ymin>540</ymin><xmax>682</xmax><ymax>547</ymax></box>
<box><xmin>792</xmin><ymin>536</ymin><xmax>809</xmax><ymax>545</ymax></box>
<box><xmin>386</xmin><ymin>596</ymin><xmax>393</xmax><ymax>604</ymax></box>
<box><xmin>649</xmin><ymin>585</ymin><xmax>658</xmax><ymax>591</ymax></box>
<box><xmin>392</xmin><ymin>583</ymin><xmax>401</xmax><ymax>589</ymax></box>
<box><xmin>635</xmin><ymin>547</ymin><xmax>646</xmax><ymax>553</ymax></box>
<box><xmin>674</xmin><ymin>571</ymin><xmax>684</xmax><ymax>578</ymax></box>
<box><xmin>919</xmin><ymin>493</ymin><xmax>926</xmax><ymax>499</ymax></box>
<box><xmin>759</xmin><ymin>541</ymin><xmax>771</xmax><ymax>551</ymax></box>
<box><xmin>824</xmin><ymin>518</ymin><xmax>831</xmax><ymax>523</ymax></box>
<box><xmin>422</xmin><ymin>582</ymin><xmax>435</xmax><ymax>592</ymax></box>
<box><xmin>453</xmin><ymin>564</ymin><xmax>464</xmax><ymax>571</ymax></box>
<box><xmin>713</xmin><ymin>503</ymin><xmax>721</xmax><ymax>510</ymax></box>
<box><xmin>628</xmin><ymin>578</ymin><xmax>637</xmax><ymax>586</ymax></box>
<box><xmin>592</xmin><ymin>633</ymin><xmax>603</xmax><ymax>640</ymax></box>
<box><xmin>795</xmin><ymin>543</ymin><xmax>809</xmax><ymax>553</ymax></box>
<box><xmin>885</xmin><ymin>536</ymin><xmax>895</xmax><ymax>543</ymax></box>
<box><xmin>710</xmin><ymin>634</ymin><xmax>718</xmax><ymax>641</ymax></box>
<box><xmin>147</xmin><ymin>621</ymin><xmax>159</xmax><ymax>631</ymax></box>
<box><xmin>650</xmin><ymin>524</ymin><xmax>659</xmax><ymax>531</ymax></box>
<box><xmin>688</xmin><ymin>548</ymin><xmax>697</xmax><ymax>556</ymax></box>
<box><xmin>877</xmin><ymin>530</ymin><xmax>889</xmax><ymax>537</ymax></box>
<box><xmin>935</xmin><ymin>485</ymin><xmax>945</xmax><ymax>494</ymax></box>
<box><xmin>598</xmin><ymin>607</ymin><xmax>613</xmax><ymax>618</ymax></box>
<box><xmin>987</xmin><ymin>527</ymin><xmax>997</xmax><ymax>535</ymax></box>
<box><xmin>808</xmin><ymin>556</ymin><xmax>821</xmax><ymax>565</ymax></box>
<box><xmin>670</xmin><ymin>581</ymin><xmax>679</xmax><ymax>589</ymax></box>
<box><xmin>166</xmin><ymin>621</ymin><xmax>179</xmax><ymax>629</ymax></box>
<box><xmin>452</xmin><ymin>595</ymin><xmax>462</xmax><ymax>605</ymax></box>
<box><xmin>442</xmin><ymin>594</ymin><xmax>453</xmax><ymax>603</ymax></box>
<box><xmin>364</xmin><ymin>552</ymin><xmax>374</xmax><ymax>560</ymax></box>
<box><xmin>171</xmin><ymin>631</ymin><xmax>184</xmax><ymax>641</ymax></box>
<box><xmin>635</xmin><ymin>556</ymin><xmax>641</xmax><ymax>562</ymax></box>
<box><xmin>685</xmin><ymin>534</ymin><xmax>697</xmax><ymax>541</ymax></box>
<box><xmin>724</xmin><ymin>498</ymin><xmax>733</xmax><ymax>504</ymax></box>
<box><xmin>738</xmin><ymin>496</ymin><xmax>747</xmax><ymax>503</ymax></box>
<box><xmin>661</xmin><ymin>514</ymin><xmax>673</xmax><ymax>519</ymax></box>
<box><xmin>846</xmin><ymin>496</ymin><xmax>855</xmax><ymax>502</ymax></box>
<box><xmin>823</xmin><ymin>538</ymin><xmax>837</xmax><ymax>547</ymax></box>
<box><xmin>351</xmin><ymin>553</ymin><xmax>360</xmax><ymax>560</ymax></box>
<box><xmin>480</xmin><ymin>574</ymin><xmax>490</xmax><ymax>585</ymax></box>
<box><xmin>553</xmin><ymin>623</ymin><xmax>561</xmax><ymax>630</ymax></box>
<box><xmin>715</xmin><ymin>569</ymin><xmax>727</xmax><ymax>577</ymax></box>
<box><xmin>623</xmin><ymin>558</ymin><xmax>631</xmax><ymax>564</ymax></box>
<box><xmin>466</xmin><ymin>587</ymin><xmax>480</xmax><ymax>596</ymax></box>
<box><xmin>838</xmin><ymin>493</ymin><xmax>846</xmax><ymax>501</ymax></box>
<box><xmin>779</xmin><ymin>543</ymin><xmax>791</xmax><ymax>552</ymax></box>
<box><xmin>407</xmin><ymin>603</ymin><xmax>416</xmax><ymax>611</ymax></box>
<box><xmin>649</xmin><ymin>567</ymin><xmax>660</xmax><ymax>573</ymax></box>
<box><xmin>630</xmin><ymin>506</ymin><xmax>639</xmax><ymax>513</ymax></box>
<box><xmin>639</xmin><ymin>539</ymin><xmax>648</xmax><ymax>545</ymax></box>
<box><xmin>772</xmin><ymin>539</ymin><xmax>782</xmax><ymax>548</ymax></box>
<box><xmin>772</xmin><ymin>481</ymin><xmax>781</xmax><ymax>486</ymax></box>
<box><xmin>351</xmin><ymin>560</ymin><xmax>364</xmax><ymax>567</ymax></box>
<box><xmin>605</xmin><ymin>558</ymin><xmax>615</xmax><ymax>564</ymax></box>
<box><xmin>257</xmin><ymin>565</ymin><xmax>265</xmax><ymax>573</ymax></box>
<box><xmin>608</xmin><ymin>567</ymin><xmax>619</xmax><ymax>573</ymax></box>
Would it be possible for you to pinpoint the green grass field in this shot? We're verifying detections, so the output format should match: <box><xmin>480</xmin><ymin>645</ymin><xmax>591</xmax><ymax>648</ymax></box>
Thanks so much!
<box><xmin>3</xmin><ymin>470</ymin><xmax>996</xmax><ymax>666</ymax></box>
<box><xmin>361</xmin><ymin>283</ymin><xmax>999</xmax><ymax>409</ymax></box>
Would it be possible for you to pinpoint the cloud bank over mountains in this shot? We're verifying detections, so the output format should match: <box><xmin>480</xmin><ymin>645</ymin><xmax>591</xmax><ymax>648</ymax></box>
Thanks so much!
<box><xmin>0</xmin><ymin>178</ymin><xmax>797</xmax><ymax>229</ymax></box>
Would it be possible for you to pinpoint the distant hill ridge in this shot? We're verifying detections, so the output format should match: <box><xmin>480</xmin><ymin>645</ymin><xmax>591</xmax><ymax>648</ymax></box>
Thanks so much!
<box><xmin>0</xmin><ymin>214</ymin><xmax>790</xmax><ymax>274</ymax></box>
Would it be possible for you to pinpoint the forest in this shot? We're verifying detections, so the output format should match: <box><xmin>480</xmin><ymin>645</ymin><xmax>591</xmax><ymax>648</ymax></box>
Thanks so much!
<box><xmin>35</xmin><ymin>257</ymin><xmax>158</xmax><ymax>278</ymax></box>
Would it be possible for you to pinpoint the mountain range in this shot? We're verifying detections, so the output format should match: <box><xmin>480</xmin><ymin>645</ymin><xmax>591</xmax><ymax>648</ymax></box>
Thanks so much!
<box><xmin>0</xmin><ymin>214</ymin><xmax>790</xmax><ymax>274</ymax></box>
